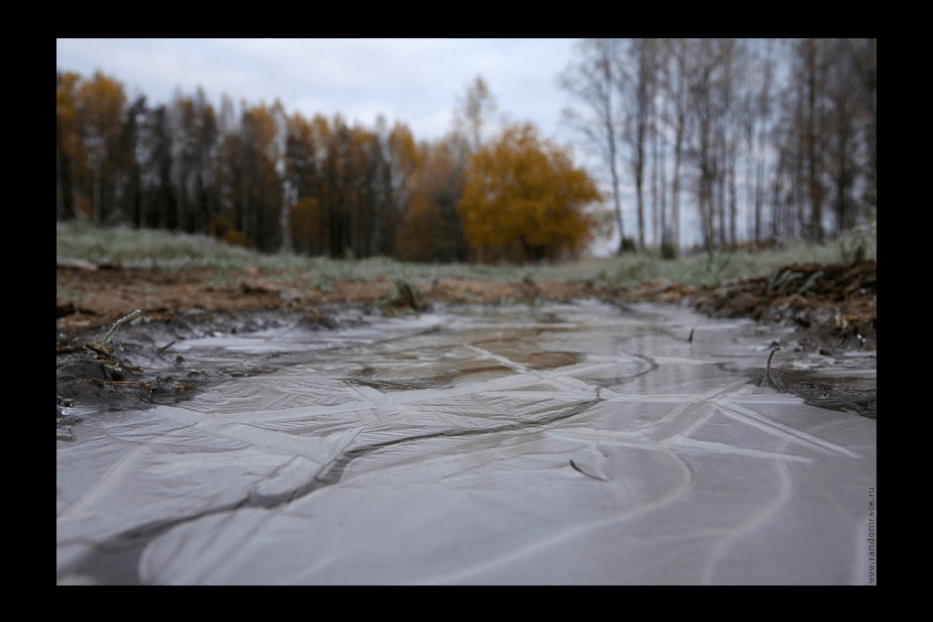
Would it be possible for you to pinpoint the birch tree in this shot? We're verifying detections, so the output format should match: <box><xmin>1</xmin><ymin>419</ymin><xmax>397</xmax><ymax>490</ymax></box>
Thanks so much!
<box><xmin>558</xmin><ymin>38</ymin><xmax>628</xmax><ymax>253</ymax></box>
<box><xmin>454</xmin><ymin>76</ymin><xmax>498</xmax><ymax>153</ymax></box>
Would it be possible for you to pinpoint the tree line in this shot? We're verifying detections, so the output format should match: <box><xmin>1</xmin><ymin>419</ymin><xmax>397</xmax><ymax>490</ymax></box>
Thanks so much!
<box><xmin>57</xmin><ymin>39</ymin><xmax>876</xmax><ymax>264</ymax></box>
<box><xmin>56</xmin><ymin>70</ymin><xmax>601</xmax><ymax>264</ymax></box>
<box><xmin>558</xmin><ymin>38</ymin><xmax>876</xmax><ymax>255</ymax></box>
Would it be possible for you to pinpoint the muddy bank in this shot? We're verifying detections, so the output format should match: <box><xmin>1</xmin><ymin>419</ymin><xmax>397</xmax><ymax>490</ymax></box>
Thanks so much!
<box><xmin>57</xmin><ymin>259</ymin><xmax>876</xmax><ymax>425</ymax></box>
<box><xmin>56</xmin><ymin>305</ymin><xmax>374</xmax><ymax>430</ymax></box>
<box><xmin>687</xmin><ymin>259</ymin><xmax>876</xmax><ymax>352</ymax></box>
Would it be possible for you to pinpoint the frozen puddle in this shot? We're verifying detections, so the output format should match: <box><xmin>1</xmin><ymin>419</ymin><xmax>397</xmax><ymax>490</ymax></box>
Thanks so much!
<box><xmin>57</xmin><ymin>300</ymin><xmax>876</xmax><ymax>584</ymax></box>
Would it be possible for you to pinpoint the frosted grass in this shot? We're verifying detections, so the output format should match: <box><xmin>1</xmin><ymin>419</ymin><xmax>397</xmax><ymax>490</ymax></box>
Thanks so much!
<box><xmin>57</xmin><ymin>216</ymin><xmax>875</xmax><ymax>290</ymax></box>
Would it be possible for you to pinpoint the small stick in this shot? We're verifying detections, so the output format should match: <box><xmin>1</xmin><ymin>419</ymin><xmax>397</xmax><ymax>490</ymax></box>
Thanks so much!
<box><xmin>100</xmin><ymin>309</ymin><xmax>141</xmax><ymax>350</ymax></box>
<box><xmin>154</xmin><ymin>340</ymin><xmax>176</xmax><ymax>354</ymax></box>
<box><xmin>766</xmin><ymin>346</ymin><xmax>782</xmax><ymax>389</ymax></box>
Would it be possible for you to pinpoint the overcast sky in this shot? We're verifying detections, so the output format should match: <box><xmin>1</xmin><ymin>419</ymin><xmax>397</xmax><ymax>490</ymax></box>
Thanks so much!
<box><xmin>56</xmin><ymin>39</ymin><xmax>584</xmax><ymax>147</ymax></box>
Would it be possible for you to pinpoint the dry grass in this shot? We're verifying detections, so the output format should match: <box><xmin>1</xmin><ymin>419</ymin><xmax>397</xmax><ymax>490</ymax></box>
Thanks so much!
<box><xmin>57</xmin><ymin>216</ymin><xmax>875</xmax><ymax>291</ymax></box>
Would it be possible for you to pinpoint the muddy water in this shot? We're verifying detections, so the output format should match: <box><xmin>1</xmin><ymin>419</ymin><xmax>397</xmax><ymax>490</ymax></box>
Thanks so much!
<box><xmin>57</xmin><ymin>300</ymin><xmax>876</xmax><ymax>584</ymax></box>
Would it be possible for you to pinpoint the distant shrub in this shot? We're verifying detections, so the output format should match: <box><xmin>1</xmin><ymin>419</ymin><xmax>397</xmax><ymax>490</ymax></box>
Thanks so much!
<box><xmin>620</xmin><ymin>237</ymin><xmax>638</xmax><ymax>253</ymax></box>
<box><xmin>208</xmin><ymin>216</ymin><xmax>250</xmax><ymax>248</ymax></box>
<box><xmin>224</xmin><ymin>229</ymin><xmax>250</xmax><ymax>248</ymax></box>
<box><xmin>660</xmin><ymin>233</ymin><xmax>678</xmax><ymax>260</ymax></box>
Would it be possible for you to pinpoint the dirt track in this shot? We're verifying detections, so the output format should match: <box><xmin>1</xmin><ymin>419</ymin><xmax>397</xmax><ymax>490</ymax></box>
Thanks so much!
<box><xmin>56</xmin><ymin>259</ymin><xmax>876</xmax><ymax>421</ymax></box>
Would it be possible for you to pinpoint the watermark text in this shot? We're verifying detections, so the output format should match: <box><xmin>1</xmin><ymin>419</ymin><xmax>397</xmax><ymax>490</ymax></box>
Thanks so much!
<box><xmin>866</xmin><ymin>487</ymin><xmax>876</xmax><ymax>584</ymax></box>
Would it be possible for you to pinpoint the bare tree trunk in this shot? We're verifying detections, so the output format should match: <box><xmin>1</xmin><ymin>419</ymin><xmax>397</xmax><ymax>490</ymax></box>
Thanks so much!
<box><xmin>629</xmin><ymin>39</ymin><xmax>656</xmax><ymax>250</ymax></box>
<box><xmin>728</xmin><ymin>149</ymin><xmax>737</xmax><ymax>248</ymax></box>
<box><xmin>557</xmin><ymin>38</ymin><xmax>628</xmax><ymax>253</ymax></box>
<box><xmin>651</xmin><ymin>104</ymin><xmax>659</xmax><ymax>248</ymax></box>
<box><xmin>669</xmin><ymin>40</ymin><xmax>690</xmax><ymax>252</ymax></box>
<box><xmin>806</xmin><ymin>38</ymin><xmax>824</xmax><ymax>243</ymax></box>
<box><xmin>671</xmin><ymin>113</ymin><xmax>684</xmax><ymax>250</ymax></box>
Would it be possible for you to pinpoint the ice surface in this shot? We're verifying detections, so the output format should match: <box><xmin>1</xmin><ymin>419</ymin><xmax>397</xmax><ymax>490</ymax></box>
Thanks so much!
<box><xmin>57</xmin><ymin>301</ymin><xmax>876</xmax><ymax>584</ymax></box>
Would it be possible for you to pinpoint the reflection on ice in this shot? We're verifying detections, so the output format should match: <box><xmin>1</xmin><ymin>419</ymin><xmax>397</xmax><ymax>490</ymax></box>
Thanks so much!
<box><xmin>57</xmin><ymin>301</ymin><xmax>876</xmax><ymax>584</ymax></box>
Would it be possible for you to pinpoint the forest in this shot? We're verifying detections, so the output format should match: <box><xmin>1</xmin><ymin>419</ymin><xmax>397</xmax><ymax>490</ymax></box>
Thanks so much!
<box><xmin>56</xmin><ymin>39</ymin><xmax>876</xmax><ymax>264</ymax></box>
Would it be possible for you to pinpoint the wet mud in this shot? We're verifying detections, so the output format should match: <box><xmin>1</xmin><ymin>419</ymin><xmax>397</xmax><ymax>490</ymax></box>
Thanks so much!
<box><xmin>56</xmin><ymin>305</ymin><xmax>373</xmax><ymax>434</ymax></box>
<box><xmin>57</xmin><ymin>259</ymin><xmax>877</xmax><ymax>428</ymax></box>
<box><xmin>689</xmin><ymin>259</ymin><xmax>876</xmax><ymax>352</ymax></box>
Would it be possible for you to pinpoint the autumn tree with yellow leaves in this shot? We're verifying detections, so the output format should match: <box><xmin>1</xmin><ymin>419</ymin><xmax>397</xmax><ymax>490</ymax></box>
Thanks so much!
<box><xmin>57</xmin><ymin>70</ymin><xmax>127</xmax><ymax>223</ymax></box>
<box><xmin>395</xmin><ymin>130</ymin><xmax>470</xmax><ymax>263</ymax></box>
<box><xmin>459</xmin><ymin>122</ymin><xmax>602</xmax><ymax>263</ymax></box>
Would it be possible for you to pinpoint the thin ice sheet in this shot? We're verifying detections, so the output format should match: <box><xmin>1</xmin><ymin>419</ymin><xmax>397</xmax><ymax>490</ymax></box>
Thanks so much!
<box><xmin>57</xmin><ymin>301</ymin><xmax>877</xmax><ymax>584</ymax></box>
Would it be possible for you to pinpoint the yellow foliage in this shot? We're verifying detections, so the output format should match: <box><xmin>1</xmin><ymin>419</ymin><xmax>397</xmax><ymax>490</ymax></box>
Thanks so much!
<box><xmin>74</xmin><ymin>195</ymin><xmax>93</xmax><ymax>220</ymax></box>
<box><xmin>56</xmin><ymin>72</ymin><xmax>83</xmax><ymax>162</ymax></box>
<box><xmin>389</xmin><ymin>121</ymin><xmax>426</xmax><ymax>181</ymax></box>
<box><xmin>208</xmin><ymin>216</ymin><xmax>250</xmax><ymax>247</ymax></box>
<box><xmin>459</xmin><ymin>122</ymin><xmax>601</xmax><ymax>262</ymax></box>
<box><xmin>76</xmin><ymin>71</ymin><xmax>127</xmax><ymax>147</ymax></box>
<box><xmin>395</xmin><ymin>136</ymin><xmax>466</xmax><ymax>262</ymax></box>
<box><xmin>242</xmin><ymin>102</ymin><xmax>280</xmax><ymax>169</ymax></box>
<box><xmin>289</xmin><ymin>196</ymin><xmax>321</xmax><ymax>253</ymax></box>
<box><xmin>224</xmin><ymin>228</ymin><xmax>250</xmax><ymax>248</ymax></box>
